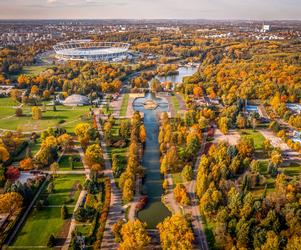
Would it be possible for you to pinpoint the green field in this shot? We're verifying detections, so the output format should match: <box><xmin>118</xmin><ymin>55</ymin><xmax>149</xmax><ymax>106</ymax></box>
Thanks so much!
<box><xmin>22</xmin><ymin>65</ymin><xmax>52</xmax><ymax>76</ymax></box>
<box><xmin>120</xmin><ymin>93</ymin><xmax>129</xmax><ymax>116</ymax></box>
<box><xmin>58</xmin><ymin>154</ymin><xmax>84</xmax><ymax>171</ymax></box>
<box><xmin>171</xmin><ymin>172</ymin><xmax>183</xmax><ymax>186</ymax></box>
<box><xmin>0</xmin><ymin>100</ymin><xmax>90</xmax><ymax>133</ymax></box>
<box><xmin>0</xmin><ymin>97</ymin><xmax>20</xmax><ymax>117</ymax></box>
<box><xmin>240</xmin><ymin>129</ymin><xmax>265</xmax><ymax>150</ymax></box>
<box><xmin>12</xmin><ymin>175</ymin><xmax>85</xmax><ymax>247</ymax></box>
<box><xmin>171</xmin><ymin>95</ymin><xmax>180</xmax><ymax>112</ymax></box>
<box><xmin>12</xmin><ymin>207</ymin><xmax>64</xmax><ymax>248</ymax></box>
<box><xmin>9</xmin><ymin>65</ymin><xmax>52</xmax><ymax>80</ymax></box>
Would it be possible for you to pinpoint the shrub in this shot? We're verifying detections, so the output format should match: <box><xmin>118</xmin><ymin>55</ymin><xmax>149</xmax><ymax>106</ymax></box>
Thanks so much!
<box><xmin>47</xmin><ymin>234</ymin><xmax>56</xmax><ymax>247</ymax></box>
<box><xmin>61</xmin><ymin>205</ymin><xmax>68</xmax><ymax>219</ymax></box>
<box><xmin>5</xmin><ymin>166</ymin><xmax>20</xmax><ymax>180</ymax></box>
<box><xmin>15</xmin><ymin>108</ymin><xmax>23</xmax><ymax>117</ymax></box>
<box><xmin>74</xmin><ymin>206</ymin><xmax>95</xmax><ymax>222</ymax></box>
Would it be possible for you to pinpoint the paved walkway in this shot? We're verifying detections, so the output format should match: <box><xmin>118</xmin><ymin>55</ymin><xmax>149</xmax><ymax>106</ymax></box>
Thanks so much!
<box><xmin>62</xmin><ymin>146</ymin><xmax>90</xmax><ymax>250</ymax></box>
<box><xmin>162</xmin><ymin>174</ymin><xmax>181</xmax><ymax>214</ymax></box>
<box><xmin>128</xmin><ymin>178</ymin><xmax>142</xmax><ymax>221</ymax></box>
<box><xmin>184</xmin><ymin>134</ymin><xmax>209</xmax><ymax>250</ymax></box>
<box><xmin>258</xmin><ymin>128</ymin><xmax>300</xmax><ymax>163</ymax></box>
<box><xmin>214</xmin><ymin>128</ymin><xmax>240</xmax><ymax>145</ymax></box>
<box><xmin>96</xmin><ymin>113</ymin><xmax>123</xmax><ymax>250</ymax></box>
<box><xmin>185</xmin><ymin>134</ymin><xmax>208</xmax><ymax>250</ymax></box>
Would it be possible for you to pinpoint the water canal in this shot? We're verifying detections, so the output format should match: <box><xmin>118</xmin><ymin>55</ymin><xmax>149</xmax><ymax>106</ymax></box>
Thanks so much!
<box><xmin>132</xmin><ymin>66</ymin><xmax>198</xmax><ymax>228</ymax></box>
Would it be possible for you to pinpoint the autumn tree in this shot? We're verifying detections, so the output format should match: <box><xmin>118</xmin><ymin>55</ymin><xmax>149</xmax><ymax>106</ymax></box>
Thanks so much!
<box><xmin>74</xmin><ymin>123</ymin><xmax>91</xmax><ymax>139</ymax></box>
<box><xmin>5</xmin><ymin>166</ymin><xmax>20</xmax><ymax>180</ymax></box>
<box><xmin>182</xmin><ymin>165</ymin><xmax>193</xmax><ymax>182</ymax></box>
<box><xmin>236</xmin><ymin>137</ymin><xmax>254</xmax><ymax>157</ymax></box>
<box><xmin>50</xmin><ymin>162</ymin><xmax>59</xmax><ymax>177</ymax></box>
<box><xmin>0</xmin><ymin>192</ymin><xmax>23</xmax><ymax>215</ymax></box>
<box><xmin>139</xmin><ymin>125</ymin><xmax>147</xmax><ymax>144</ymax></box>
<box><xmin>236</xmin><ymin>114</ymin><xmax>247</xmax><ymax>129</ymax></box>
<box><xmin>58</xmin><ymin>134</ymin><xmax>73</xmax><ymax>151</ymax></box>
<box><xmin>119</xmin><ymin>220</ymin><xmax>151</xmax><ymax>249</ymax></box>
<box><xmin>19</xmin><ymin>157</ymin><xmax>34</xmax><ymax>170</ymax></box>
<box><xmin>85</xmin><ymin>144</ymin><xmax>104</xmax><ymax>168</ymax></box>
<box><xmin>32</xmin><ymin>107</ymin><xmax>42</xmax><ymax>120</ymax></box>
<box><xmin>218</xmin><ymin>117</ymin><xmax>229</xmax><ymax>135</ymax></box>
<box><xmin>0</xmin><ymin>146</ymin><xmax>9</xmax><ymax>163</ymax></box>
<box><xmin>174</xmin><ymin>184</ymin><xmax>190</xmax><ymax>205</ymax></box>
<box><xmin>270</xmin><ymin>149</ymin><xmax>283</xmax><ymax>166</ymax></box>
<box><xmin>157</xmin><ymin>213</ymin><xmax>194</xmax><ymax>250</ymax></box>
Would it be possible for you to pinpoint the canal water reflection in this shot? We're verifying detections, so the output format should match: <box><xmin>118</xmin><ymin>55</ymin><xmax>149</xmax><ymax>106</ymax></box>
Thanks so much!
<box><xmin>133</xmin><ymin>92</ymin><xmax>170</xmax><ymax>228</ymax></box>
<box><xmin>132</xmin><ymin>66</ymin><xmax>198</xmax><ymax>228</ymax></box>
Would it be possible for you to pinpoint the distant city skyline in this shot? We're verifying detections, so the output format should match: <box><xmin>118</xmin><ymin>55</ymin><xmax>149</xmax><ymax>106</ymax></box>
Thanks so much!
<box><xmin>0</xmin><ymin>0</ymin><xmax>300</xmax><ymax>20</ymax></box>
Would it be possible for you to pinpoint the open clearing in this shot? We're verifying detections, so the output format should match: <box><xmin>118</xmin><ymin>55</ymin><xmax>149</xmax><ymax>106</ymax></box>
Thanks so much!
<box><xmin>0</xmin><ymin>98</ymin><xmax>90</xmax><ymax>133</ymax></box>
<box><xmin>11</xmin><ymin>175</ymin><xmax>85</xmax><ymax>247</ymax></box>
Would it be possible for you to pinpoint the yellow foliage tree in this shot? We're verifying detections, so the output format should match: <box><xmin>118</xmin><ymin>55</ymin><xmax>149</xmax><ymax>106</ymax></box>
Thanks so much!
<box><xmin>139</xmin><ymin>125</ymin><xmax>147</xmax><ymax>144</ymax></box>
<box><xmin>0</xmin><ymin>146</ymin><xmax>9</xmax><ymax>163</ymax></box>
<box><xmin>32</xmin><ymin>107</ymin><xmax>42</xmax><ymax>120</ymax></box>
<box><xmin>74</xmin><ymin>123</ymin><xmax>91</xmax><ymax>138</ymax></box>
<box><xmin>119</xmin><ymin>220</ymin><xmax>151</xmax><ymax>249</ymax></box>
<box><xmin>19</xmin><ymin>157</ymin><xmax>34</xmax><ymax>170</ymax></box>
<box><xmin>157</xmin><ymin>213</ymin><xmax>194</xmax><ymax>250</ymax></box>
<box><xmin>0</xmin><ymin>192</ymin><xmax>23</xmax><ymax>215</ymax></box>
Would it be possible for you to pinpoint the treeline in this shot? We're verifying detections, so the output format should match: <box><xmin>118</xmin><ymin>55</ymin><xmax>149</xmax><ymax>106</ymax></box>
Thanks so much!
<box><xmin>117</xmin><ymin>111</ymin><xmax>146</xmax><ymax>203</ymax></box>
<box><xmin>196</xmin><ymin>141</ymin><xmax>301</xmax><ymax>249</ymax></box>
<box><xmin>182</xmin><ymin>40</ymin><xmax>301</xmax><ymax>105</ymax></box>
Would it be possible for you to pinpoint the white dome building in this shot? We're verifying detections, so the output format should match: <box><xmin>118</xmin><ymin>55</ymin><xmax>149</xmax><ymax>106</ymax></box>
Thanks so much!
<box><xmin>63</xmin><ymin>94</ymin><xmax>90</xmax><ymax>106</ymax></box>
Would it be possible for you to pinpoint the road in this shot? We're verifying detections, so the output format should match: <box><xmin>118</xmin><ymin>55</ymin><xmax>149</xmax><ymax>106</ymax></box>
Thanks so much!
<box><xmin>95</xmin><ymin>113</ymin><xmax>124</xmax><ymax>250</ymax></box>
<box><xmin>184</xmin><ymin>133</ymin><xmax>209</xmax><ymax>250</ymax></box>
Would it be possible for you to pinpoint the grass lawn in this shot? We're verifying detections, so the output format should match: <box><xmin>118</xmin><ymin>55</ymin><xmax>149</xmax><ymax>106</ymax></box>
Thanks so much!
<box><xmin>106</xmin><ymin>118</ymin><xmax>129</xmax><ymax>161</ymax></box>
<box><xmin>47</xmin><ymin>175</ymin><xmax>85</xmax><ymax>205</ymax></box>
<box><xmin>0</xmin><ymin>97</ymin><xmax>20</xmax><ymax>118</ymax></box>
<box><xmin>29</xmin><ymin>138</ymin><xmax>42</xmax><ymax>156</ymax></box>
<box><xmin>170</xmin><ymin>95</ymin><xmax>180</xmax><ymax>112</ymax></box>
<box><xmin>22</xmin><ymin>65</ymin><xmax>52</xmax><ymax>76</ymax></box>
<box><xmin>171</xmin><ymin>172</ymin><xmax>183</xmax><ymax>186</ymax></box>
<box><xmin>102</xmin><ymin>104</ymin><xmax>114</xmax><ymax>115</ymax></box>
<box><xmin>58</xmin><ymin>154</ymin><xmax>84</xmax><ymax>171</ymax></box>
<box><xmin>76</xmin><ymin>224</ymin><xmax>92</xmax><ymax>236</ymax></box>
<box><xmin>240</xmin><ymin>129</ymin><xmax>265</xmax><ymax>150</ymax></box>
<box><xmin>12</xmin><ymin>207</ymin><xmax>64</xmax><ymax>247</ymax></box>
<box><xmin>0</xmin><ymin>105</ymin><xmax>90</xmax><ymax>132</ymax></box>
<box><xmin>281</xmin><ymin>164</ymin><xmax>301</xmax><ymax>177</ymax></box>
<box><xmin>9</xmin><ymin>65</ymin><xmax>52</xmax><ymax>80</ymax></box>
<box><xmin>120</xmin><ymin>93</ymin><xmax>129</xmax><ymax>116</ymax></box>
<box><xmin>202</xmin><ymin>215</ymin><xmax>217</xmax><ymax>250</ymax></box>
<box><xmin>12</xmin><ymin>175</ymin><xmax>85</xmax><ymax>247</ymax></box>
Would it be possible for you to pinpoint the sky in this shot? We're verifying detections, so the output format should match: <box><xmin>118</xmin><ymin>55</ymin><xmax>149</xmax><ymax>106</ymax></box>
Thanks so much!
<box><xmin>0</xmin><ymin>0</ymin><xmax>300</xmax><ymax>20</ymax></box>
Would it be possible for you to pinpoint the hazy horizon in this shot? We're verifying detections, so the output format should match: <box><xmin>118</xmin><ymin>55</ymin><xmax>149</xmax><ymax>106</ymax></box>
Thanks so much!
<box><xmin>0</xmin><ymin>0</ymin><xmax>300</xmax><ymax>20</ymax></box>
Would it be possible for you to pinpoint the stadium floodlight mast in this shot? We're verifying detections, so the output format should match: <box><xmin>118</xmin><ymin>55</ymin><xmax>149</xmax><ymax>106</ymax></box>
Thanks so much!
<box><xmin>53</xmin><ymin>40</ymin><xmax>130</xmax><ymax>61</ymax></box>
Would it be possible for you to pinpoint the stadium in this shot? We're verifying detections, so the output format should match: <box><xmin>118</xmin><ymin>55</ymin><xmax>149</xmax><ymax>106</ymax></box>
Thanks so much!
<box><xmin>53</xmin><ymin>40</ymin><xmax>130</xmax><ymax>61</ymax></box>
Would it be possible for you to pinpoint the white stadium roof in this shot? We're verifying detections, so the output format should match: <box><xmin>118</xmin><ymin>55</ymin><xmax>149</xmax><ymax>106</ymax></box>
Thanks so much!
<box><xmin>53</xmin><ymin>40</ymin><xmax>130</xmax><ymax>61</ymax></box>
